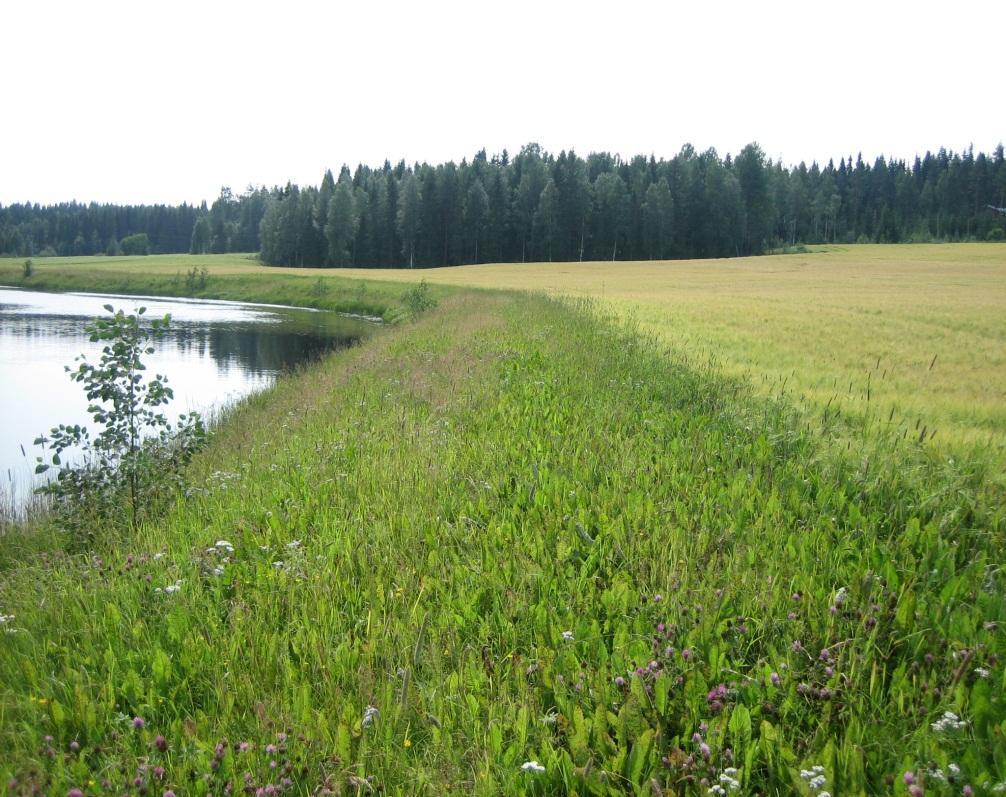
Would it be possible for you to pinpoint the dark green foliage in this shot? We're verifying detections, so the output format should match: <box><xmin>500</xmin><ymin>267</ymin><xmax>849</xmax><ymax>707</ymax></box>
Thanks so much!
<box><xmin>189</xmin><ymin>217</ymin><xmax>211</xmax><ymax>254</ymax></box>
<box><xmin>119</xmin><ymin>232</ymin><xmax>150</xmax><ymax>256</ymax></box>
<box><xmin>325</xmin><ymin>180</ymin><xmax>359</xmax><ymax>266</ymax></box>
<box><xmin>401</xmin><ymin>279</ymin><xmax>436</xmax><ymax>317</ymax></box>
<box><xmin>1</xmin><ymin>144</ymin><xmax>1004</xmax><ymax>265</ymax></box>
<box><xmin>33</xmin><ymin>306</ymin><xmax>205</xmax><ymax>535</ymax></box>
<box><xmin>21</xmin><ymin>258</ymin><xmax>32</xmax><ymax>278</ymax></box>
<box><xmin>184</xmin><ymin>266</ymin><xmax>208</xmax><ymax>293</ymax></box>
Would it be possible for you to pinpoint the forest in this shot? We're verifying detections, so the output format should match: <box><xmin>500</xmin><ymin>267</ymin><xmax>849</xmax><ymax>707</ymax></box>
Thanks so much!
<box><xmin>2</xmin><ymin>143</ymin><xmax>1004</xmax><ymax>266</ymax></box>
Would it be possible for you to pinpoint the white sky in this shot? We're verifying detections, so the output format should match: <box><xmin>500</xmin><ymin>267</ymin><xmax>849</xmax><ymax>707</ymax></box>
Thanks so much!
<box><xmin>2</xmin><ymin>0</ymin><xmax>1003</xmax><ymax>206</ymax></box>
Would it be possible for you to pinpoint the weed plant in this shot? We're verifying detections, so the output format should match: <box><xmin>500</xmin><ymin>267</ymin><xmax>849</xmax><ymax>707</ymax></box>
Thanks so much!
<box><xmin>0</xmin><ymin>291</ymin><xmax>1002</xmax><ymax>795</ymax></box>
<box><xmin>33</xmin><ymin>305</ymin><xmax>205</xmax><ymax>538</ymax></box>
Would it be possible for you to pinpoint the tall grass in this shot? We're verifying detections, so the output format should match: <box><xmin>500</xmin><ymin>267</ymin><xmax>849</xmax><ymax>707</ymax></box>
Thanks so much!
<box><xmin>0</xmin><ymin>290</ymin><xmax>1002</xmax><ymax>795</ymax></box>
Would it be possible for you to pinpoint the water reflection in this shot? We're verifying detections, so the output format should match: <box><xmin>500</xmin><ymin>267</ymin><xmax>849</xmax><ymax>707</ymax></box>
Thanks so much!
<box><xmin>0</xmin><ymin>287</ymin><xmax>372</xmax><ymax>508</ymax></box>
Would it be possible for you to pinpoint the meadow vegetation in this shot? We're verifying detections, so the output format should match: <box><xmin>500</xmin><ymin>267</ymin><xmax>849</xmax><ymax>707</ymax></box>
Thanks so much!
<box><xmin>0</xmin><ymin>254</ymin><xmax>431</xmax><ymax>322</ymax></box>
<box><xmin>0</xmin><ymin>246</ymin><xmax>1003</xmax><ymax>794</ymax></box>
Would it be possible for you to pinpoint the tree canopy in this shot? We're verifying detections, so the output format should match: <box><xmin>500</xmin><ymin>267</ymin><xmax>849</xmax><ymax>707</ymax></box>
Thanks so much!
<box><xmin>2</xmin><ymin>144</ymin><xmax>1004</xmax><ymax>265</ymax></box>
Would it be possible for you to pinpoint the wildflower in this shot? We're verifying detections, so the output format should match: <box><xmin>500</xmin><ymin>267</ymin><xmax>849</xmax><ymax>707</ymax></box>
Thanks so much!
<box><xmin>931</xmin><ymin>711</ymin><xmax>967</xmax><ymax>732</ymax></box>
<box><xmin>975</xmin><ymin>667</ymin><xmax>991</xmax><ymax>678</ymax></box>
<box><xmin>521</xmin><ymin>760</ymin><xmax>546</xmax><ymax>773</ymax></box>
<box><xmin>700</xmin><ymin>742</ymin><xmax>711</xmax><ymax>759</ymax></box>
<box><xmin>272</xmin><ymin>561</ymin><xmax>284</xmax><ymax>570</ymax></box>
<box><xmin>962</xmin><ymin>787</ymin><xmax>974</xmax><ymax>797</ymax></box>
<box><xmin>153</xmin><ymin>766</ymin><xmax>165</xmax><ymax>780</ymax></box>
<box><xmin>561</xmin><ymin>630</ymin><xmax>574</xmax><ymax>642</ymax></box>
<box><xmin>164</xmin><ymin>791</ymin><xmax>177</xmax><ymax>797</ymax></box>
<box><xmin>833</xmin><ymin>587</ymin><xmax>848</xmax><ymax>606</ymax></box>
<box><xmin>362</xmin><ymin>705</ymin><xmax>379</xmax><ymax>728</ymax></box>
<box><xmin>155</xmin><ymin>735</ymin><xmax>168</xmax><ymax>752</ymax></box>
<box><xmin>239</xmin><ymin>741</ymin><xmax>251</xmax><ymax>752</ymax></box>
<box><xmin>718</xmin><ymin>768</ymin><xmax>742</xmax><ymax>791</ymax></box>
<box><xmin>682</xmin><ymin>648</ymin><xmax>692</xmax><ymax>661</ymax></box>
<box><xmin>614</xmin><ymin>676</ymin><xmax>626</xmax><ymax>687</ymax></box>
<box><xmin>708</xmin><ymin>786</ymin><xmax>727</xmax><ymax>796</ymax></box>
<box><xmin>707</xmin><ymin>684</ymin><xmax>728</xmax><ymax>703</ymax></box>
<box><xmin>286</xmin><ymin>540</ymin><xmax>301</xmax><ymax>549</ymax></box>
<box><xmin>133</xmin><ymin>716</ymin><xmax>146</xmax><ymax>729</ymax></box>
<box><xmin>653</xmin><ymin>594</ymin><xmax>663</xmax><ymax>603</ymax></box>
<box><xmin>403</xmin><ymin>738</ymin><xmax>412</xmax><ymax>748</ymax></box>
<box><xmin>819</xmin><ymin>648</ymin><xmax>830</xmax><ymax>661</ymax></box>
<box><xmin>266</xmin><ymin>743</ymin><xmax>277</xmax><ymax>754</ymax></box>
<box><xmin>69</xmin><ymin>740</ymin><xmax>80</xmax><ymax>752</ymax></box>
<box><xmin>68</xmin><ymin>790</ymin><xmax>84</xmax><ymax>797</ymax></box>
<box><xmin>904</xmin><ymin>772</ymin><xmax>916</xmax><ymax>785</ymax></box>
<box><xmin>792</xmin><ymin>640</ymin><xmax>803</xmax><ymax>652</ymax></box>
<box><xmin>153</xmin><ymin>552</ymin><xmax>165</xmax><ymax>560</ymax></box>
<box><xmin>770</xmin><ymin>672</ymin><xmax>781</xmax><ymax>686</ymax></box>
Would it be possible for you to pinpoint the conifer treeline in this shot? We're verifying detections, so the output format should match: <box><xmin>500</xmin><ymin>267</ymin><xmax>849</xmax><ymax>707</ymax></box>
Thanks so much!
<box><xmin>2</xmin><ymin>143</ymin><xmax>1004</xmax><ymax>264</ymax></box>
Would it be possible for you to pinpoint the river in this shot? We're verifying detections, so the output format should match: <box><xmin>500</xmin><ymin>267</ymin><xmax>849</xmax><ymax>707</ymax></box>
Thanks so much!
<box><xmin>0</xmin><ymin>287</ymin><xmax>372</xmax><ymax>511</ymax></box>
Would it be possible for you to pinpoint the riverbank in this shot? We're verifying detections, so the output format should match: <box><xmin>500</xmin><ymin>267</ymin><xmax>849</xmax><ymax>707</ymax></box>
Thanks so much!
<box><xmin>0</xmin><ymin>254</ymin><xmax>449</xmax><ymax>322</ymax></box>
<box><xmin>1</xmin><ymin>285</ymin><xmax>1002</xmax><ymax>794</ymax></box>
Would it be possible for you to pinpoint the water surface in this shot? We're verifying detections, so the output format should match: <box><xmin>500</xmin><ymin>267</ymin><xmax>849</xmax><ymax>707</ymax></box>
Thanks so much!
<box><xmin>1</xmin><ymin>287</ymin><xmax>371</xmax><ymax>508</ymax></box>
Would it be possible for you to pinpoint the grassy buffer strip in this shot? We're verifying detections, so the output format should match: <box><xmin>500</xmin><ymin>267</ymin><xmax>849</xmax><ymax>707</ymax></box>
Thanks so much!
<box><xmin>0</xmin><ymin>284</ymin><xmax>1003</xmax><ymax>794</ymax></box>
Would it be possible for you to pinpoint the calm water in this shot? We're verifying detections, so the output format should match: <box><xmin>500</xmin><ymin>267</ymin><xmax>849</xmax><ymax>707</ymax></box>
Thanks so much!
<box><xmin>1</xmin><ymin>287</ymin><xmax>371</xmax><ymax>508</ymax></box>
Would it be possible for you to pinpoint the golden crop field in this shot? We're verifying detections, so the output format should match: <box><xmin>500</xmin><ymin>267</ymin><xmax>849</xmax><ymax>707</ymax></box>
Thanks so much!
<box><xmin>332</xmin><ymin>243</ymin><xmax>1006</xmax><ymax>454</ymax></box>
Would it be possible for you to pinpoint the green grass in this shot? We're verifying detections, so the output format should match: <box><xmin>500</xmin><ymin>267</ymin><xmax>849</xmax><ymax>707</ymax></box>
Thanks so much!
<box><xmin>1</xmin><ymin>286</ymin><xmax>1003</xmax><ymax>795</ymax></box>
<box><xmin>1</xmin><ymin>254</ymin><xmax>448</xmax><ymax>322</ymax></box>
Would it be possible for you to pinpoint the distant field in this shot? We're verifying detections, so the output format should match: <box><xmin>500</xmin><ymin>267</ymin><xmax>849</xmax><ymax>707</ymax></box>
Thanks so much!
<box><xmin>4</xmin><ymin>243</ymin><xmax>1005</xmax><ymax>452</ymax></box>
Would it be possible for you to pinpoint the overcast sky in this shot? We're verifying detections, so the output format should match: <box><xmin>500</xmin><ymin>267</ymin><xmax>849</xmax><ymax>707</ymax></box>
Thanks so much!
<box><xmin>3</xmin><ymin>0</ymin><xmax>1003</xmax><ymax>206</ymax></box>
